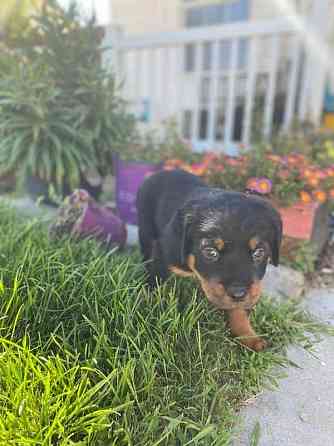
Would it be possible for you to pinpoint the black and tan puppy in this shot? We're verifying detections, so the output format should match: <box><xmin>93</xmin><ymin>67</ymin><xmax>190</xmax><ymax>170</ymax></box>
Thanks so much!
<box><xmin>136</xmin><ymin>170</ymin><xmax>282</xmax><ymax>351</ymax></box>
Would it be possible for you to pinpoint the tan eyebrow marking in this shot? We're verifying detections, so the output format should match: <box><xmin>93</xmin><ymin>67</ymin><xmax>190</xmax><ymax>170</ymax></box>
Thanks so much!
<box><xmin>214</xmin><ymin>239</ymin><xmax>225</xmax><ymax>251</ymax></box>
<box><xmin>249</xmin><ymin>237</ymin><xmax>259</xmax><ymax>251</ymax></box>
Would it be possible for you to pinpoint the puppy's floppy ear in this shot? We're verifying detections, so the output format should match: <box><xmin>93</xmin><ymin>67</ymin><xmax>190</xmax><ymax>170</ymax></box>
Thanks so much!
<box><xmin>164</xmin><ymin>201</ymin><xmax>199</xmax><ymax>267</ymax></box>
<box><xmin>171</xmin><ymin>208</ymin><xmax>192</xmax><ymax>266</ymax></box>
<box><xmin>268</xmin><ymin>207</ymin><xmax>283</xmax><ymax>266</ymax></box>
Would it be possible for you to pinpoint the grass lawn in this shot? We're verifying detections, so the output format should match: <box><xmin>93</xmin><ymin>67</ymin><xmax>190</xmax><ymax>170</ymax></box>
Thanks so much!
<box><xmin>0</xmin><ymin>204</ymin><xmax>331</xmax><ymax>445</ymax></box>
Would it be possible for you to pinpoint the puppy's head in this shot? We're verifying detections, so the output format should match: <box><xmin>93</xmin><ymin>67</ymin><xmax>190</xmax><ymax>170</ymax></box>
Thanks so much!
<box><xmin>175</xmin><ymin>191</ymin><xmax>282</xmax><ymax>310</ymax></box>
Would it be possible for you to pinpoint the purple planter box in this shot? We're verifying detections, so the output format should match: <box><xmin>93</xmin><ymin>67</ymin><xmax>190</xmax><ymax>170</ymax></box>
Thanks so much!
<box><xmin>114</xmin><ymin>154</ymin><xmax>162</xmax><ymax>225</ymax></box>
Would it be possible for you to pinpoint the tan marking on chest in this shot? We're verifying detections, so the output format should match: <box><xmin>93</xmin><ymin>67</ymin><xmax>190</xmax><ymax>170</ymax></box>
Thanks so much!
<box><xmin>169</xmin><ymin>265</ymin><xmax>194</xmax><ymax>278</ymax></box>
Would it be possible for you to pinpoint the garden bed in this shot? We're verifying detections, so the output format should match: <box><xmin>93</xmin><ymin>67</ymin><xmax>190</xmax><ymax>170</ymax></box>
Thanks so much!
<box><xmin>114</xmin><ymin>143</ymin><xmax>334</xmax><ymax>267</ymax></box>
<box><xmin>0</xmin><ymin>204</ymin><xmax>330</xmax><ymax>444</ymax></box>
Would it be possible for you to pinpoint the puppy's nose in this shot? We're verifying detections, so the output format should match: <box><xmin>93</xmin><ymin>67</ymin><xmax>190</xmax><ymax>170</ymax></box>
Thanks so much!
<box><xmin>227</xmin><ymin>285</ymin><xmax>248</xmax><ymax>300</ymax></box>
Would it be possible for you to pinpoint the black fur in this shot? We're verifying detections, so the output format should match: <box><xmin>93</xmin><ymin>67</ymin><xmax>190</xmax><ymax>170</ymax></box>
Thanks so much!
<box><xmin>137</xmin><ymin>170</ymin><xmax>282</xmax><ymax>293</ymax></box>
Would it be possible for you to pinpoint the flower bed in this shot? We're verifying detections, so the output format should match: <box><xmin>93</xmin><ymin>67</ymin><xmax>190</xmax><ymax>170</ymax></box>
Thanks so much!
<box><xmin>164</xmin><ymin>148</ymin><xmax>333</xmax><ymax>252</ymax></box>
<box><xmin>164</xmin><ymin>150</ymin><xmax>334</xmax><ymax>207</ymax></box>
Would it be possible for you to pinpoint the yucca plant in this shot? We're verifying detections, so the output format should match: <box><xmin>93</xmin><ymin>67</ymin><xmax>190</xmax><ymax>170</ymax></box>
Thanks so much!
<box><xmin>0</xmin><ymin>0</ymin><xmax>135</xmax><ymax>195</ymax></box>
<box><xmin>0</xmin><ymin>58</ymin><xmax>95</xmax><ymax>191</ymax></box>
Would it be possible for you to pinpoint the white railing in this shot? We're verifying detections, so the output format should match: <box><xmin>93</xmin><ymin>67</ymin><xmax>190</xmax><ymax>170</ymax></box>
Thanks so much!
<box><xmin>103</xmin><ymin>9</ymin><xmax>332</xmax><ymax>152</ymax></box>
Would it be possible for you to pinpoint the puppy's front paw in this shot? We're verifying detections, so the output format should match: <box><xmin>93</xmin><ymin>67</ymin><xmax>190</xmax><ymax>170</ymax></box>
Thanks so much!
<box><xmin>242</xmin><ymin>337</ymin><xmax>267</xmax><ymax>352</ymax></box>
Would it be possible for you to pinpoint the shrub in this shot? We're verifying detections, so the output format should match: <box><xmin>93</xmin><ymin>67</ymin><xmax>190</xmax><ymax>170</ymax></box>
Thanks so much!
<box><xmin>0</xmin><ymin>1</ymin><xmax>136</xmax><ymax>193</ymax></box>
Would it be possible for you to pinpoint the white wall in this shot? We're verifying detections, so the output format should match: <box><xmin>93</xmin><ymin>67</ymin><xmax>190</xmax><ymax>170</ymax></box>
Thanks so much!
<box><xmin>111</xmin><ymin>0</ymin><xmax>319</xmax><ymax>35</ymax></box>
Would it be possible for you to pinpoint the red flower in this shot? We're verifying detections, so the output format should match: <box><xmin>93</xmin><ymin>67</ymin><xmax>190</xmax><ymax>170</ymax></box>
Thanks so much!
<box><xmin>190</xmin><ymin>163</ymin><xmax>206</xmax><ymax>176</ymax></box>
<box><xmin>286</xmin><ymin>154</ymin><xmax>300</xmax><ymax>166</ymax></box>
<box><xmin>325</xmin><ymin>167</ymin><xmax>334</xmax><ymax>177</ymax></box>
<box><xmin>214</xmin><ymin>164</ymin><xmax>225</xmax><ymax>172</ymax></box>
<box><xmin>314</xmin><ymin>169</ymin><xmax>327</xmax><ymax>180</ymax></box>
<box><xmin>225</xmin><ymin>157</ymin><xmax>241</xmax><ymax>167</ymax></box>
<box><xmin>202</xmin><ymin>152</ymin><xmax>218</xmax><ymax>165</ymax></box>
<box><xmin>277</xmin><ymin>169</ymin><xmax>290</xmax><ymax>180</ymax></box>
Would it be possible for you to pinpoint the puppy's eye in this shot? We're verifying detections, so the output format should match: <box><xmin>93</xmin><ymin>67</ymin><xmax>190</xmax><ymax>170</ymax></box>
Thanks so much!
<box><xmin>252</xmin><ymin>247</ymin><xmax>265</xmax><ymax>263</ymax></box>
<box><xmin>202</xmin><ymin>247</ymin><xmax>219</xmax><ymax>262</ymax></box>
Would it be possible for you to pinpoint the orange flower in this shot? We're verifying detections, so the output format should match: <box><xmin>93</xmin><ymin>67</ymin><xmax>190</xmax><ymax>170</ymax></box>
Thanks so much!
<box><xmin>329</xmin><ymin>189</ymin><xmax>334</xmax><ymax>200</ymax></box>
<box><xmin>266</xmin><ymin>154</ymin><xmax>281</xmax><ymax>164</ymax></box>
<box><xmin>307</xmin><ymin>177</ymin><xmax>320</xmax><ymax>188</ymax></box>
<box><xmin>182</xmin><ymin>165</ymin><xmax>193</xmax><ymax>173</ymax></box>
<box><xmin>165</xmin><ymin>159</ymin><xmax>183</xmax><ymax>167</ymax></box>
<box><xmin>246</xmin><ymin>178</ymin><xmax>259</xmax><ymax>190</ymax></box>
<box><xmin>300</xmin><ymin>191</ymin><xmax>312</xmax><ymax>203</ymax></box>
<box><xmin>190</xmin><ymin>163</ymin><xmax>206</xmax><ymax>176</ymax></box>
<box><xmin>300</xmin><ymin>167</ymin><xmax>313</xmax><ymax>179</ymax></box>
<box><xmin>312</xmin><ymin>189</ymin><xmax>327</xmax><ymax>203</ymax></box>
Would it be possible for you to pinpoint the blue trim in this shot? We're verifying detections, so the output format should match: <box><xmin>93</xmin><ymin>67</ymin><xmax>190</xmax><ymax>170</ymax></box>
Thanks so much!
<box><xmin>185</xmin><ymin>1</ymin><xmax>250</xmax><ymax>28</ymax></box>
<box><xmin>324</xmin><ymin>84</ymin><xmax>334</xmax><ymax>113</ymax></box>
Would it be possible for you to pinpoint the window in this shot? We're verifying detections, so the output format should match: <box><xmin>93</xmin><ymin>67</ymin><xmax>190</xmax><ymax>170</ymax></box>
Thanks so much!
<box><xmin>185</xmin><ymin>1</ymin><xmax>249</xmax><ymax>28</ymax></box>
<box><xmin>199</xmin><ymin>109</ymin><xmax>209</xmax><ymax>140</ymax></box>
<box><xmin>183</xmin><ymin>110</ymin><xmax>193</xmax><ymax>139</ymax></box>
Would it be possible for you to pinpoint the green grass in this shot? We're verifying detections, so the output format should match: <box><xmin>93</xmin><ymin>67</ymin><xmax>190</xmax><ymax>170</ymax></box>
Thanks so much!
<box><xmin>0</xmin><ymin>204</ymin><xmax>331</xmax><ymax>445</ymax></box>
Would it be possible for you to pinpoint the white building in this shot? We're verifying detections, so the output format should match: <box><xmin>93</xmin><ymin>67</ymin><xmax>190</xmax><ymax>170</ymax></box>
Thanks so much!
<box><xmin>104</xmin><ymin>0</ymin><xmax>334</xmax><ymax>151</ymax></box>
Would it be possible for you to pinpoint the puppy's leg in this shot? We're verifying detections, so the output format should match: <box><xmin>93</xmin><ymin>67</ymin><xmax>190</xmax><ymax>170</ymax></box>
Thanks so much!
<box><xmin>138</xmin><ymin>228</ymin><xmax>155</xmax><ymax>262</ymax></box>
<box><xmin>147</xmin><ymin>241</ymin><xmax>169</xmax><ymax>288</ymax></box>
<box><xmin>227</xmin><ymin>308</ymin><xmax>267</xmax><ymax>352</ymax></box>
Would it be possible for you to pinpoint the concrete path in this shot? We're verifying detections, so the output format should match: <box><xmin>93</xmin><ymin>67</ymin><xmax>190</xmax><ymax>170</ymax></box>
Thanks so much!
<box><xmin>233</xmin><ymin>289</ymin><xmax>334</xmax><ymax>446</ymax></box>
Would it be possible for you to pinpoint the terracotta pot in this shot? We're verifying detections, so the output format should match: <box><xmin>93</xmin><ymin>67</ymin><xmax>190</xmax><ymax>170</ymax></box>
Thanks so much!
<box><xmin>278</xmin><ymin>201</ymin><xmax>329</xmax><ymax>255</ymax></box>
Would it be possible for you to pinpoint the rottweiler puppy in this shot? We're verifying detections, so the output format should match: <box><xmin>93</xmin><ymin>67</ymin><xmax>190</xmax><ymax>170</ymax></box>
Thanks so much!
<box><xmin>136</xmin><ymin>170</ymin><xmax>282</xmax><ymax>351</ymax></box>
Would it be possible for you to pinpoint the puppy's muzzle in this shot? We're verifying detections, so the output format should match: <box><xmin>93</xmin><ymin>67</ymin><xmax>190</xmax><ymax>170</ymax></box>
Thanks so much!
<box><xmin>226</xmin><ymin>284</ymin><xmax>248</xmax><ymax>301</ymax></box>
